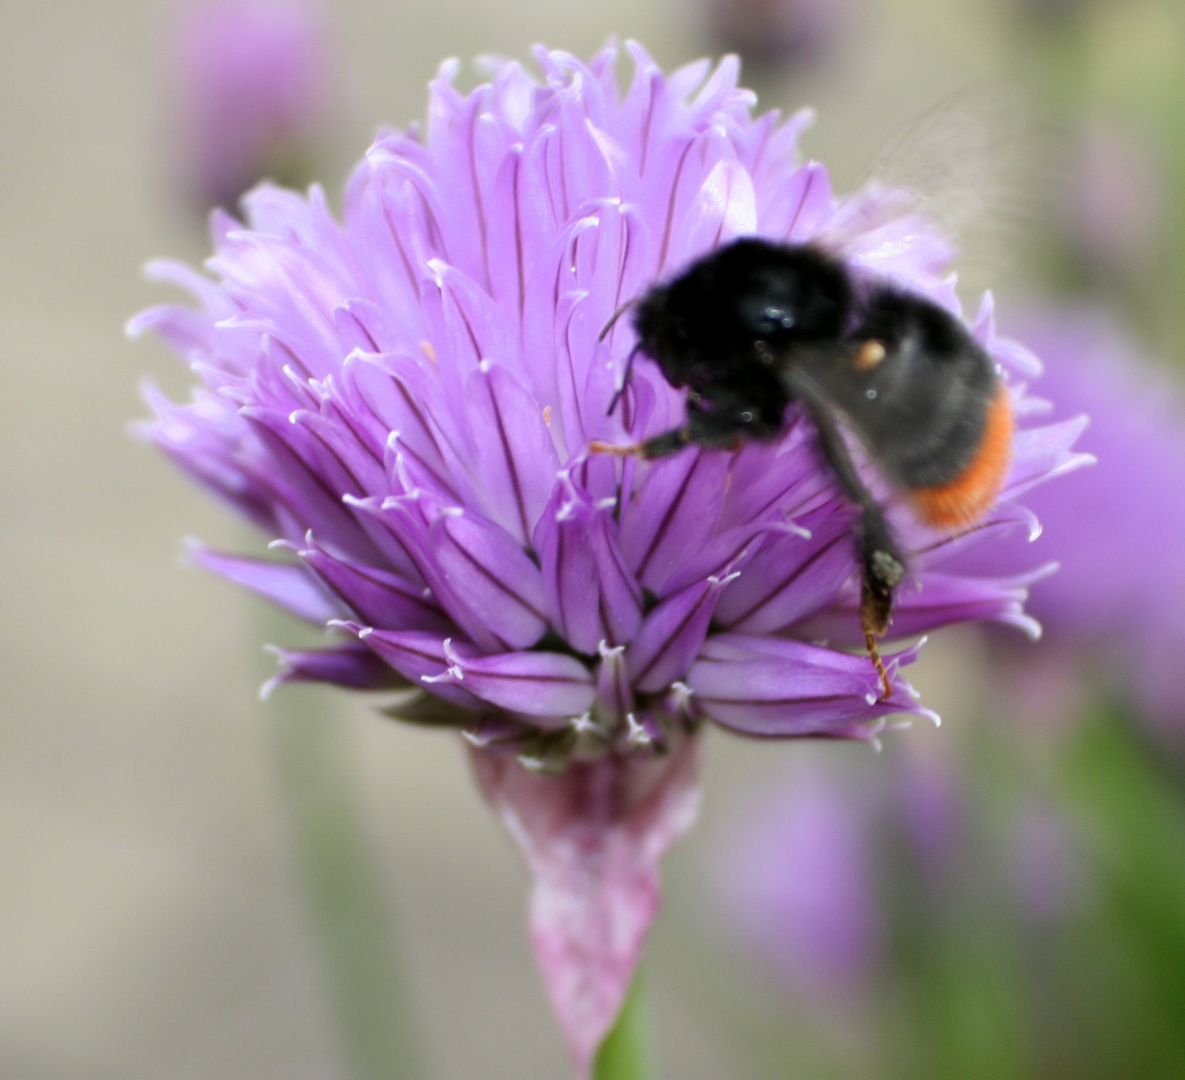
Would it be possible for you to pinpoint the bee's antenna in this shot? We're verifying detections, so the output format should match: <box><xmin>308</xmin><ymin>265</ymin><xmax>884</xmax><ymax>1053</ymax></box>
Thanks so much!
<box><xmin>606</xmin><ymin>343</ymin><xmax>643</xmax><ymax>417</ymax></box>
<box><xmin>598</xmin><ymin>297</ymin><xmax>638</xmax><ymax>343</ymax></box>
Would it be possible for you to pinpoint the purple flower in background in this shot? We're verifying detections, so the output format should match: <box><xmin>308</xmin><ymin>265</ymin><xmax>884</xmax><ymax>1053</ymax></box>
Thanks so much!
<box><xmin>1068</xmin><ymin>121</ymin><xmax>1161</xmax><ymax>277</ymax></box>
<box><xmin>718</xmin><ymin>743</ymin><xmax>1081</xmax><ymax>1008</ymax></box>
<box><xmin>132</xmin><ymin>44</ymin><xmax>1084</xmax><ymax>1074</ymax></box>
<box><xmin>717</xmin><ymin>755</ymin><xmax>883</xmax><ymax>1005</ymax></box>
<box><xmin>971</xmin><ymin>309</ymin><xmax>1185</xmax><ymax>734</ymax></box>
<box><xmin>704</xmin><ymin>0</ymin><xmax>854</xmax><ymax>69</ymax></box>
<box><xmin>170</xmin><ymin>0</ymin><xmax>335</xmax><ymax>210</ymax></box>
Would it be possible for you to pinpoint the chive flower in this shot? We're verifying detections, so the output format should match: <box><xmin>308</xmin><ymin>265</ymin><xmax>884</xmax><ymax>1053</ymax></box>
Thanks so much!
<box><xmin>132</xmin><ymin>44</ymin><xmax>1085</xmax><ymax>1075</ymax></box>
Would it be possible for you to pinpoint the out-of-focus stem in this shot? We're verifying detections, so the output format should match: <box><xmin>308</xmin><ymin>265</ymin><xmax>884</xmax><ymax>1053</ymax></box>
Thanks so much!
<box><xmin>259</xmin><ymin>606</ymin><xmax>432</xmax><ymax>1080</ymax></box>
<box><xmin>593</xmin><ymin>971</ymin><xmax>657</xmax><ymax>1080</ymax></box>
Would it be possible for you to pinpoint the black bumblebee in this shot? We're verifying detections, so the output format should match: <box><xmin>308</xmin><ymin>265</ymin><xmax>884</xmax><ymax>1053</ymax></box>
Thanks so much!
<box><xmin>598</xmin><ymin>238</ymin><xmax>1012</xmax><ymax>697</ymax></box>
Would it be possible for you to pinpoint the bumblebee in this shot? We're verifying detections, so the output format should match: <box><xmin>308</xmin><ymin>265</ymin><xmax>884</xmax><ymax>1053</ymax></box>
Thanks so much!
<box><xmin>598</xmin><ymin>238</ymin><xmax>1011</xmax><ymax>697</ymax></box>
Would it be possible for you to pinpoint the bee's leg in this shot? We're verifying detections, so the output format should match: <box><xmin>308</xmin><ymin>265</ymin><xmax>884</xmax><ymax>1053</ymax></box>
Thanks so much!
<box><xmin>857</xmin><ymin>505</ymin><xmax>905</xmax><ymax>701</ymax></box>
<box><xmin>675</xmin><ymin>407</ymin><xmax>751</xmax><ymax>450</ymax></box>
<box><xmin>595</xmin><ymin>401</ymin><xmax>755</xmax><ymax>459</ymax></box>
<box><xmin>795</xmin><ymin>393</ymin><xmax>905</xmax><ymax>701</ymax></box>
<box><xmin>588</xmin><ymin>426</ymin><xmax>692</xmax><ymax>458</ymax></box>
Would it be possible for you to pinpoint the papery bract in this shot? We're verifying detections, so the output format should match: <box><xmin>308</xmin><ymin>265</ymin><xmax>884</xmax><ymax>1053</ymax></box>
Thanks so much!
<box><xmin>472</xmin><ymin>737</ymin><xmax>700</xmax><ymax>1074</ymax></box>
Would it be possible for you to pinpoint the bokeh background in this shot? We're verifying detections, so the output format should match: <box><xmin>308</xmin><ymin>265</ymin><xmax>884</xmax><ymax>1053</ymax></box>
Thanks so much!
<box><xmin>5</xmin><ymin>0</ymin><xmax>1185</xmax><ymax>1078</ymax></box>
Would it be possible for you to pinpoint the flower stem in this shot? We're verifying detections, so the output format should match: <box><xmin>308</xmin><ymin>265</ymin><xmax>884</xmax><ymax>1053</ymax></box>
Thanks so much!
<box><xmin>593</xmin><ymin>972</ymin><xmax>657</xmax><ymax>1080</ymax></box>
<box><xmin>261</xmin><ymin>644</ymin><xmax>432</xmax><ymax>1080</ymax></box>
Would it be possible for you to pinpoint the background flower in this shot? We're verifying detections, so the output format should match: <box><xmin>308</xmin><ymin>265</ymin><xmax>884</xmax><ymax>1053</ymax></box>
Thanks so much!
<box><xmin>703</xmin><ymin>0</ymin><xmax>855</xmax><ymax>70</ymax></box>
<box><xmin>170</xmin><ymin>0</ymin><xmax>337</xmax><ymax>211</ymax></box>
<box><xmin>963</xmin><ymin>308</ymin><xmax>1185</xmax><ymax>737</ymax></box>
<box><xmin>712</xmin><ymin>733</ymin><xmax>1088</xmax><ymax>1079</ymax></box>
<box><xmin>715</xmin><ymin>753</ymin><xmax>884</xmax><ymax>1006</ymax></box>
<box><xmin>133</xmin><ymin>44</ymin><xmax>1084</xmax><ymax>1074</ymax></box>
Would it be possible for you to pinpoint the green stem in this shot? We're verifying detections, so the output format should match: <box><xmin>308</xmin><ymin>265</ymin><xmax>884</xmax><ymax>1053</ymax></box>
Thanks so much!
<box><xmin>593</xmin><ymin>972</ymin><xmax>657</xmax><ymax>1080</ymax></box>
<box><xmin>271</xmin><ymin>703</ymin><xmax>431</xmax><ymax>1080</ymax></box>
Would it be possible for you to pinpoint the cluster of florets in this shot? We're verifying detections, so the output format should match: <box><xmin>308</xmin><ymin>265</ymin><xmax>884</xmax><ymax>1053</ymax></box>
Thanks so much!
<box><xmin>136</xmin><ymin>45</ymin><xmax>1083</xmax><ymax>773</ymax></box>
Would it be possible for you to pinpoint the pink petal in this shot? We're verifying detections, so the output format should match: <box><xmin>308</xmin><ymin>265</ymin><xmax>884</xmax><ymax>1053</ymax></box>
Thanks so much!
<box><xmin>443</xmin><ymin>648</ymin><xmax>595</xmax><ymax>722</ymax></box>
<box><xmin>471</xmin><ymin>737</ymin><xmax>702</xmax><ymax>1079</ymax></box>
<box><xmin>187</xmin><ymin>541</ymin><xmax>341</xmax><ymax>623</ymax></box>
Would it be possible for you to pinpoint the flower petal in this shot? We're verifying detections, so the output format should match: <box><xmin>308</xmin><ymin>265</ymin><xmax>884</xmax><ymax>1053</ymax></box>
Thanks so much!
<box><xmin>336</xmin><ymin>624</ymin><xmax>486</xmax><ymax>710</ymax></box>
<box><xmin>618</xmin><ymin>448</ymin><xmax>733</xmax><ymax>592</ymax></box>
<box><xmin>426</xmin><ymin>503</ymin><xmax>550</xmax><ymax>649</ymax></box>
<box><xmin>625</xmin><ymin>572</ymin><xmax>737</xmax><ymax>692</ymax></box>
<box><xmin>533</xmin><ymin>469</ymin><xmax>643</xmax><ymax>654</ymax></box>
<box><xmin>461</xmin><ymin>359</ymin><xmax>561</xmax><ymax>543</ymax></box>
<box><xmin>261</xmin><ymin>642</ymin><xmax>409</xmax><ymax>698</ymax></box>
<box><xmin>188</xmin><ymin>541</ymin><xmax>341</xmax><ymax>623</ymax></box>
<box><xmin>688</xmin><ymin>634</ymin><xmax>931</xmax><ymax>737</ymax></box>
<box><xmin>294</xmin><ymin>534</ymin><xmax>449</xmax><ymax>632</ymax></box>
<box><xmin>799</xmin><ymin>568</ymin><xmax>1051</xmax><ymax>646</ymax></box>
<box><xmin>440</xmin><ymin>648</ymin><xmax>595</xmax><ymax>723</ymax></box>
<box><xmin>714</xmin><ymin>514</ymin><xmax>855</xmax><ymax>634</ymax></box>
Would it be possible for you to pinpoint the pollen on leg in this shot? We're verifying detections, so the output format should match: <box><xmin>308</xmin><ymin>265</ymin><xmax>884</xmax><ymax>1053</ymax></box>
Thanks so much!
<box><xmin>588</xmin><ymin>439</ymin><xmax>642</xmax><ymax>456</ymax></box>
<box><xmin>865</xmin><ymin>631</ymin><xmax>892</xmax><ymax>701</ymax></box>
<box><xmin>854</xmin><ymin>338</ymin><xmax>887</xmax><ymax>371</ymax></box>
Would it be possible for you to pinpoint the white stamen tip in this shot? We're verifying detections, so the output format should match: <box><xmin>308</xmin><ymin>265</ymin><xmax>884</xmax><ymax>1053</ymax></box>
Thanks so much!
<box><xmin>598</xmin><ymin>640</ymin><xmax>626</xmax><ymax>660</ymax></box>
<box><xmin>570</xmin><ymin>712</ymin><xmax>598</xmax><ymax>733</ymax></box>
<box><xmin>626</xmin><ymin>713</ymin><xmax>650</xmax><ymax>745</ymax></box>
<box><xmin>669</xmin><ymin>681</ymin><xmax>694</xmax><ymax>712</ymax></box>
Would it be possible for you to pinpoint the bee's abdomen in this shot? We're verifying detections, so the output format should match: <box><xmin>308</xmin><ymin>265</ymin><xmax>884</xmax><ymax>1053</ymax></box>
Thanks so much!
<box><xmin>908</xmin><ymin>386</ymin><xmax>1012</xmax><ymax>528</ymax></box>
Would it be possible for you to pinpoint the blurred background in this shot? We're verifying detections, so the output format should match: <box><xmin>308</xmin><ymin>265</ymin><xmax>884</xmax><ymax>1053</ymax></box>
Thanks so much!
<box><xmin>5</xmin><ymin>0</ymin><xmax>1185</xmax><ymax>1077</ymax></box>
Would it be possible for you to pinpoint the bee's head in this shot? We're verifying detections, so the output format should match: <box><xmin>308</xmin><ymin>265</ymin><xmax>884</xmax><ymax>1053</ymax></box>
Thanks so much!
<box><xmin>631</xmin><ymin>280</ymin><xmax>730</xmax><ymax>398</ymax></box>
<box><xmin>632</xmin><ymin>240</ymin><xmax>852</xmax><ymax>390</ymax></box>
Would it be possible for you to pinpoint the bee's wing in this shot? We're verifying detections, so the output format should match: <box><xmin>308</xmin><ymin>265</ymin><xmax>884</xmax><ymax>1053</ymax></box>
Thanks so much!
<box><xmin>825</xmin><ymin>87</ymin><xmax>1067</xmax><ymax>297</ymax></box>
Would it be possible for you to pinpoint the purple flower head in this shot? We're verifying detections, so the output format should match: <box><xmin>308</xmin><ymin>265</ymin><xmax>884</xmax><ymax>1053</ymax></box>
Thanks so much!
<box><xmin>132</xmin><ymin>44</ymin><xmax>1084</xmax><ymax>1074</ymax></box>
<box><xmin>170</xmin><ymin>0</ymin><xmax>336</xmax><ymax>210</ymax></box>
<box><xmin>971</xmin><ymin>308</ymin><xmax>1185</xmax><ymax>734</ymax></box>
